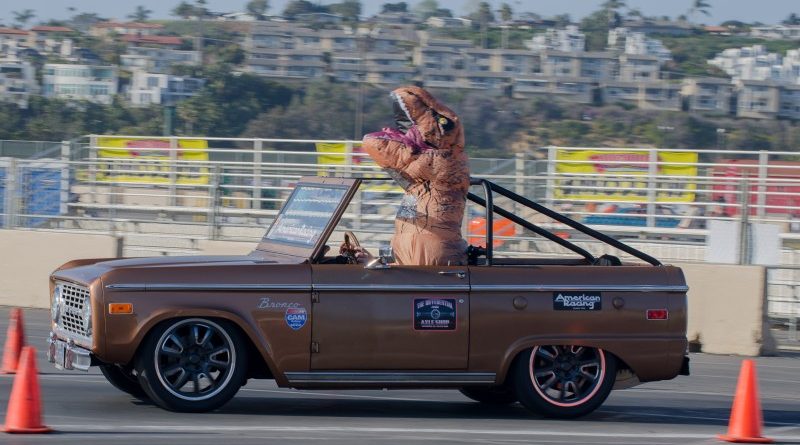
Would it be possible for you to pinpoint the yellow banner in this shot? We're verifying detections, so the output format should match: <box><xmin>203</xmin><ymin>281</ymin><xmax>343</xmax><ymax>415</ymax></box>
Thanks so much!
<box><xmin>553</xmin><ymin>149</ymin><xmax>698</xmax><ymax>202</ymax></box>
<box><xmin>95</xmin><ymin>137</ymin><xmax>209</xmax><ymax>185</ymax></box>
<box><xmin>315</xmin><ymin>142</ymin><xmax>398</xmax><ymax>192</ymax></box>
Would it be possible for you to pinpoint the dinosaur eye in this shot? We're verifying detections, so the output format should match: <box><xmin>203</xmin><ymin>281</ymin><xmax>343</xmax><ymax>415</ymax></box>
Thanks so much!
<box><xmin>438</xmin><ymin>116</ymin><xmax>454</xmax><ymax>131</ymax></box>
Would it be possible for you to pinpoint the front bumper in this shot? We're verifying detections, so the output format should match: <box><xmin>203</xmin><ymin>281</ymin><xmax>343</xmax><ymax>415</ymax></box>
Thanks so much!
<box><xmin>47</xmin><ymin>331</ymin><xmax>92</xmax><ymax>372</ymax></box>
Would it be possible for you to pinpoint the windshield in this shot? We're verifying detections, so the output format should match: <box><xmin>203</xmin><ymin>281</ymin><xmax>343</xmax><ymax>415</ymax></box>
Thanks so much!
<box><xmin>264</xmin><ymin>185</ymin><xmax>350</xmax><ymax>247</ymax></box>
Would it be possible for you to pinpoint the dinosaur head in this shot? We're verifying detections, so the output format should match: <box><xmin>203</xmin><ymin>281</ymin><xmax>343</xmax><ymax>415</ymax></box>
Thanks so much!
<box><xmin>390</xmin><ymin>86</ymin><xmax>464</xmax><ymax>152</ymax></box>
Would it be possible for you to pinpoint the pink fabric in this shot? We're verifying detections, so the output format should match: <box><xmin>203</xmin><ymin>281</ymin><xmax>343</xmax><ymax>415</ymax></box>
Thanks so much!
<box><xmin>365</xmin><ymin>126</ymin><xmax>433</xmax><ymax>154</ymax></box>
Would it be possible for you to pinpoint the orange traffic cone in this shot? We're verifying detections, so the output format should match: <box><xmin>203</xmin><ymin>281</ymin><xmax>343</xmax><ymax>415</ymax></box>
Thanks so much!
<box><xmin>3</xmin><ymin>346</ymin><xmax>51</xmax><ymax>433</ymax></box>
<box><xmin>717</xmin><ymin>359</ymin><xmax>772</xmax><ymax>443</ymax></box>
<box><xmin>0</xmin><ymin>308</ymin><xmax>25</xmax><ymax>374</ymax></box>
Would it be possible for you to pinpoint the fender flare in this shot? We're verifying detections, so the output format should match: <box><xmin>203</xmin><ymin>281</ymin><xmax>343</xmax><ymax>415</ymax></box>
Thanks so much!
<box><xmin>119</xmin><ymin>307</ymin><xmax>285</xmax><ymax>385</ymax></box>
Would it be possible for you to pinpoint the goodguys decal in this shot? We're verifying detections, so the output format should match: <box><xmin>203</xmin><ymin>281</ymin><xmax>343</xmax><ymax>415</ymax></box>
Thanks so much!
<box><xmin>553</xmin><ymin>292</ymin><xmax>602</xmax><ymax>311</ymax></box>
<box><xmin>414</xmin><ymin>298</ymin><xmax>456</xmax><ymax>330</ymax></box>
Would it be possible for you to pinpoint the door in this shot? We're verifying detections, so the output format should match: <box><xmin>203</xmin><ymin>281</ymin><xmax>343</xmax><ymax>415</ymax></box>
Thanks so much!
<box><xmin>310</xmin><ymin>264</ymin><xmax>469</xmax><ymax>370</ymax></box>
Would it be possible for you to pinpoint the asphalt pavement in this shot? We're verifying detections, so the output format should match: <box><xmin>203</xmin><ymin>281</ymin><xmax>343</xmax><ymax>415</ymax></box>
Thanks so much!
<box><xmin>0</xmin><ymin>307</ymin><xmax>798</xmax><ymax>445</ymax></box>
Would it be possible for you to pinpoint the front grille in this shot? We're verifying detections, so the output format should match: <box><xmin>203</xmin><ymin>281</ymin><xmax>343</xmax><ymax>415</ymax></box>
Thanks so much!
<box><xmin>59</xmin><ymin>283</ymin><xmax>90</xmax><ymax>337</ymax></box>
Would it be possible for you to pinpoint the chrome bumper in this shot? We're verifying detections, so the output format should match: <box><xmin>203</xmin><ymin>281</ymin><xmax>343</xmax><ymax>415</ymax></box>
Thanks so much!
<box><xmin>47</xmin><ymin>331</ymin><xmax>91</xmax><ymax>372</ymax></box>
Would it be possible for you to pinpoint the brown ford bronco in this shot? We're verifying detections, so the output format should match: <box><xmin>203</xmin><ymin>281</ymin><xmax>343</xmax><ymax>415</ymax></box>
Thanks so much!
<box><xmin>47</xmin><ymin>176</ymin><xmax>689</xmax><ymax>418</ymax></box>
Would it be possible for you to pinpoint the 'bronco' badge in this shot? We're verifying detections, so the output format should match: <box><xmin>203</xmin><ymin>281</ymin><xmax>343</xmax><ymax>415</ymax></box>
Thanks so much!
<box><xmin>285</xmin><ymin>307</ymin><xmax>307</xmax><ymax>330</ymax></box>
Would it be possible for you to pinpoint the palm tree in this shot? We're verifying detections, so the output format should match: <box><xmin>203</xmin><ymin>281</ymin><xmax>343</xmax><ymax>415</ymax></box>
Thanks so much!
<box><xmin>601</xmin><ymin>0</ymin><xmax>626</xmax><ymax>28</ymax></box>
<box><xmin>12</xmin><ymin>9</ymin><xmax>36</xmax><ymax>28</ymax></box>
<box><xmin>499</xmin><ymin>3</ymin><xmax>513</xmax><ymax>22</ymax></box>
<box><xmin>687</xmin><ymin>0</ymin><xmax>711</xmax><ymax>23</ymax></box>
<box><xmin>127</xmin><ymin>5</ymin><xmax>153</xmax><ymax>22</ymax></box>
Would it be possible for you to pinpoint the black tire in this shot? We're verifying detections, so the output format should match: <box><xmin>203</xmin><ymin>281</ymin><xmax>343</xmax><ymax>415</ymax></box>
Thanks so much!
<box><xmin>459</xmin><ymin>386</ymin><xmax>517</xmax><ymax>405</ymax></box>
<box><xmin>99</xmin><ymin>364</ymin><xmax>148</xmax><ymax>400</ymax></box>
<box><xmin>135</xmin><ymin>318</ymin><xmax>248</xmax><ymax>412</ymax></box>
<box><xmin>513</xmin><ymin>345</ymin><xmax>616</xmax><ymax>418</ymax></box>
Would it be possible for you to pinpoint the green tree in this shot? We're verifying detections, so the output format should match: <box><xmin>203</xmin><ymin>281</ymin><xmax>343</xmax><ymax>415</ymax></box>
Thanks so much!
<box><xmin>246</xmin><ymin>0</ymin><xmax>269</xmax><ymax>19</ymax></box>
<box><xmin>283</xmin><ymin>0</ymin><xmax>323</xmax><ymax>19</ymax></box>
<box><xmin>12</xmin><ymin>9</ymin><xmax>36</xmax><ymax>28</ymax></box>
<box><xmin>329</xmin><ymin>0</ymin><xmax>362</xmax><ymax>22</ymax></box>
<box><xmin>470</xmin><ymin>1</ymin><xmax>494</xmax><ymax>24</ymax></box>
<box><xmin>127</xmin><ymin>5</ymin><xmax>153</xmax><ymax>21</ymax></box>
<box><xmin>499</xmin><ymin>3</ymin><xmax>512</xmax><ymax>22</ymax></box>
<box><xmin>579</xmin><ymin>9</ymin><xmax>608</xmax><ymax>50</ymax></box>
<box><xmin>381</xmin><ymin>2</ymin><xmax>407</xmax><ymax>13</ymax></box>
<box><xmin>172</xmin><ymin>1</ymin><xmax>197</xmax><ymax>19</ymax></box>
<box><xmin>601</xmin><ymin>0</ymin><xmax>625</xmax><ymax>28</ymax></box>
<box><xmin>687</xmin><ymin>0</ymin><xmax>711</xmax><ymax>23</ymax></box>
<box><xmin>413</xmin><ymin>0</ymin><xmax>440</xmax><ymax>20</ymax></box>
<box><xmin>783</xmin><ymin>13</ymin><xmax>800</xmax><ymax>25</ymax></box>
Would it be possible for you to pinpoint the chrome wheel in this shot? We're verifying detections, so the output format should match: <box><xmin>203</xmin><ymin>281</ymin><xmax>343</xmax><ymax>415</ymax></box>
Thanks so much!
<box><xmin>154</xmin><ymin>319</ymin><xmax>236</xmax><ymax>401</ymax></box>
<box><xmin>529</xmin><ymin>345</ymin><xmax>605</xmax><ymax>407</ymax></box>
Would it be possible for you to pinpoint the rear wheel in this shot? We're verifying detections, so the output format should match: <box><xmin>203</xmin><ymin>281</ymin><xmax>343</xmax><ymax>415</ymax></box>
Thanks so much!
<box><xmin>513</xmin><ymin>345</ymin><xmax>616</xmax><ymax>418</ymax></box>
<box><xmin>99</xmin><ymin>364</ymin><xmax>148</xmax><ymax>400</ymax></box>
<box><xmin>459</xmin><ymin>386</ymin><xmax>517</xmax><ymax>405</ymax></box>
<box><xmin>135</xmin><ymin>318</ymin><xmax>247</xmax><ymax>412</ymax></box>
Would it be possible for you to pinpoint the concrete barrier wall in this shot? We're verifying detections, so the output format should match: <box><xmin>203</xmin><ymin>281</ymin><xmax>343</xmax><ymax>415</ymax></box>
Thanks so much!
<box><xmin>677</xmin><ymin>262</ymin><xmax>775</xmax><ymax>356</ymax></box>
<box><xmin>0</xmin><ymin>230</ymin><xmax>119</xmax><ymax>308</ymax></box>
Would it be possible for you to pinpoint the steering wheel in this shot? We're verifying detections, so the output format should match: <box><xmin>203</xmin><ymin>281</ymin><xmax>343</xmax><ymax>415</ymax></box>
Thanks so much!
<box><xmin>341</xmin><ymin>231</ymin><xmax>362</xmax><ymax>264</ymax></box>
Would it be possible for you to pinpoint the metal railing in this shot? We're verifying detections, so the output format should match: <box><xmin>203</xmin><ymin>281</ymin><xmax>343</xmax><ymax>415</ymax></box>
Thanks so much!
<box><xmin>766</xmin><ymin>266</ymin><xmax>800</xmax><ymax>348</ymax></box>
<box><xmin>2</xmin><ymin>137</ymin><xmax>800</xmax><ymax>263</ymax></box>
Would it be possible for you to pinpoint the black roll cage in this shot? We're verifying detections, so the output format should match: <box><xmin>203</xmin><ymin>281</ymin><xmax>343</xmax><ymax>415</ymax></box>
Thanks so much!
<box><xmin>354</xmin><ymin>176</ymin><xmax>662</xmax><ymax>267</ymax></box>
<box><xmin>467</xmin><ymin>178</ymin><xmax>662</xmax><ymax>266</ymax></box>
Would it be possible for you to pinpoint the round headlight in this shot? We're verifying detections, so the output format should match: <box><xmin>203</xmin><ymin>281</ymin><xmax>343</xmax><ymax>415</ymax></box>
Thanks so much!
<box><xmin>82</xmin><ymin>294</ymin><xmax>92</xmax><ymax>335</ymax></box>
<box><xmin>51</xmin><ymin>285</ymin><xmax>62</xmax><ymax>323</ymax></box>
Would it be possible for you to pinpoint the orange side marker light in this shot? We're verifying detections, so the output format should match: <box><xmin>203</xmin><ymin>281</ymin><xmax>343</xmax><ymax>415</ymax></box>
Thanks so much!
<box><xmin>108</xmin><ymin>303</ymin><xmax>133</xmax><ymax>314</ymax></box>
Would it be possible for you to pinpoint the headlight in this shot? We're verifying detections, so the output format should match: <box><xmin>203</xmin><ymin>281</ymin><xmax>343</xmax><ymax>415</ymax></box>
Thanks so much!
<box><xmin>51</xmin><ymin>284</ymin><xmax>62</xmax><ymax>323</ymax></box>
<box><xmin>82</xmin><ymin>294</ymin><xmax>92</xmax><ymax>335</ymax></box>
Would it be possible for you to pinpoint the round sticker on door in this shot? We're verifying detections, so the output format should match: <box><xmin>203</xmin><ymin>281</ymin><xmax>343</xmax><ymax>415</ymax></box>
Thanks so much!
<box><xmin>285</xmin><ymin>307</ymin><xmax>307</xmax><ymax>331</ymax></box>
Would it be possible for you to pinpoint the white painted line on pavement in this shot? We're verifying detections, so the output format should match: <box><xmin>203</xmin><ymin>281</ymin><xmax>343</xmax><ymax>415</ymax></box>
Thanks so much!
<box><xmin>620</xmin><ymin>387</ymin><xmax>800</xmax><ymax>402</ymax></box>
<box><xmin>692</xmin><ymin>373</ymin><xmax>800</xmax><ymax>384</ymax></box>
<box><xmin>42</xmin><ymin>424</ymin><xmax>800</xmax><ymax>441</ymax></box>
<box><xmin>601</xmin><ymin>409</ymin><xmax>800</xmax><ymax>427</ymax></box>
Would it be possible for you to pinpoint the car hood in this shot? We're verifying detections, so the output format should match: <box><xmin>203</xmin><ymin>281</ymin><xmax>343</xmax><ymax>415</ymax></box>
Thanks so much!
<box><xmin>51</xmin><ymin>253</ymin><xmax>296</xmax><ymax>287</ymax></box>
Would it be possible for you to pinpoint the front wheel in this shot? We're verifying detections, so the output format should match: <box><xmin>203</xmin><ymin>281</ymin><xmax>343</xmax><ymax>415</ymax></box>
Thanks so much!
<box><xmin>513</xmin><ymin>345</ymin><xmax>616</xmax><ymax>418</ymax></box>
<box><xmin>99</xmin><ymin>364</ymin><xmax>148</xmax><ymax>400</ymax></box>
<box><xmin>135</xmin><ymin>318</ymin><xmax>247</xmax><ymax>412</ymax></box>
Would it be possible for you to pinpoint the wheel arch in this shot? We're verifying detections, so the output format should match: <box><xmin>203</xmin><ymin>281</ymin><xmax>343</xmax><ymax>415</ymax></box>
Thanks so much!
<box><xmin>494</xmin><ymin>337</ymin><xmax>635</xmax><ymax>386</ymax></box>
<box><xmin>121</xmin><ymin>309</ymin><xmax>278</xmax><ymax>382</ymax></box>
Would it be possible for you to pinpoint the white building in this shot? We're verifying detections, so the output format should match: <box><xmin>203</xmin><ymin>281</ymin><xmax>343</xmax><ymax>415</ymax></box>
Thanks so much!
<box><xmin>609</xmin><ymin>28</ymin><xmax>671</xmax><ymax>63</ymax></box>
<box><xmin>128</xmin><ymin>71</ymin><xmax>204</xmax><ymax>106</ymax></box>
<box><xmin>0</xmin><ymin>60</ymin><xmax>37</xmax><ymax>108</ymax></box>
<box><xmin>121</xmin><ymin>47</ymin><xmax>202</xmax><ymax>74</ymax></box>
<box><xmin>750</xmin><ymin>25</ymin><xmax>800</xmax><ymax>40</ymax></box>
<box><xmin>709</xmin><ymin>45</ymin><xmax>800</xmax><ymax>84</ymax></box>
<box><xmin>528</xmin><ymin>25</ymin><xmax>585</xmax><ymax>53</ymax></box>
<box><xmin>42</xmin><ymin>63</ymin><xmax>118</xmax><ymax>104</ymax></box>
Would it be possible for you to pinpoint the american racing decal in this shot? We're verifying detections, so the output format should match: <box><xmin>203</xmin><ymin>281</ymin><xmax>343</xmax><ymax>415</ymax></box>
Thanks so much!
<box><xmin>553</xmin><ymin>292</ymin><xmax>602</xmax><ymax>311</ymax></box>
<box><xmin>414</xmin><ymin>298</ymin><xmax>456</xmax><ymax>330</ymax></box>
<box><xmin>285</xmin><ymin>307</ymin><xmax>308</xmax><ymax>330</ymax></box>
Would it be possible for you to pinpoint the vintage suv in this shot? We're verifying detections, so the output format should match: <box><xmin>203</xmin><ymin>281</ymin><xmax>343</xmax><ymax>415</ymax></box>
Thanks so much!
<box><xmin>48</xmin><ymin>176</ymin><xmax>689</xmax><ymax>418</ymax></box>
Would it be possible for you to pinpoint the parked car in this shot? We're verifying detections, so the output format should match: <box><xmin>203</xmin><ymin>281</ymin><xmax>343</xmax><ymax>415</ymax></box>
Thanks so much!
<box><xmin>48</xmin><ymin>176</ymin><xmax>689</xmax><ymax>418</ymax></box>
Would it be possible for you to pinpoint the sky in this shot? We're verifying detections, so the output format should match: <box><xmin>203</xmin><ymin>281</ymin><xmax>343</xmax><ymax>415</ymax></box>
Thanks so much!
<box><xmin>0</xmin><ymin>0</ymin><xmax>798</xmax><ymax>27</ymax></box>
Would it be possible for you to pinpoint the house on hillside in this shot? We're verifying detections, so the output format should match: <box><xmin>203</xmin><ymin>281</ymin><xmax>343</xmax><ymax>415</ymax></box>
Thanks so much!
<box><xmin>128</xmin><ymin>71</ymin><xmax>204</xmax><ymax>106</ymax></box>
<box><xmin>90</xmin><ymin>22</ymin><xmax>164</xmax><ymax>38</ymax></box>
<box><xmin>42</xmin><ymin>63</ymin><xmax>118</xmax><ymax>104</ymax></box>
<box><xmin>0</xmin><ymin>60</ymin><xmax>37</xmax><ymax>108</ymax></box>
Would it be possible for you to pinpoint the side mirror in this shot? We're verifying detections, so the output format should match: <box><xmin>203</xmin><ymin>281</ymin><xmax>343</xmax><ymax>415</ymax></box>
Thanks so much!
<box><xmin>365</xmin><ymin>245</ymin><xmax>393</xmax><ymax>270</ymax></box>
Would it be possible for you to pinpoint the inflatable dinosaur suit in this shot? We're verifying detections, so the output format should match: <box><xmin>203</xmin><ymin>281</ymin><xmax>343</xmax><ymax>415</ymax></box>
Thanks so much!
<box><xmin>362</xmin><ymin>86</ymin><xmax>469</xmax><ymax>266</ymax></box>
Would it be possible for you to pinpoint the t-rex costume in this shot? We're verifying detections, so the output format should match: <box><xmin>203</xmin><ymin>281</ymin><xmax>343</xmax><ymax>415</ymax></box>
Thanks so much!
<box><xmin>362</xmin><ymin>86</ymin><xmax>470</xmax><ymax>266</ymax></box>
